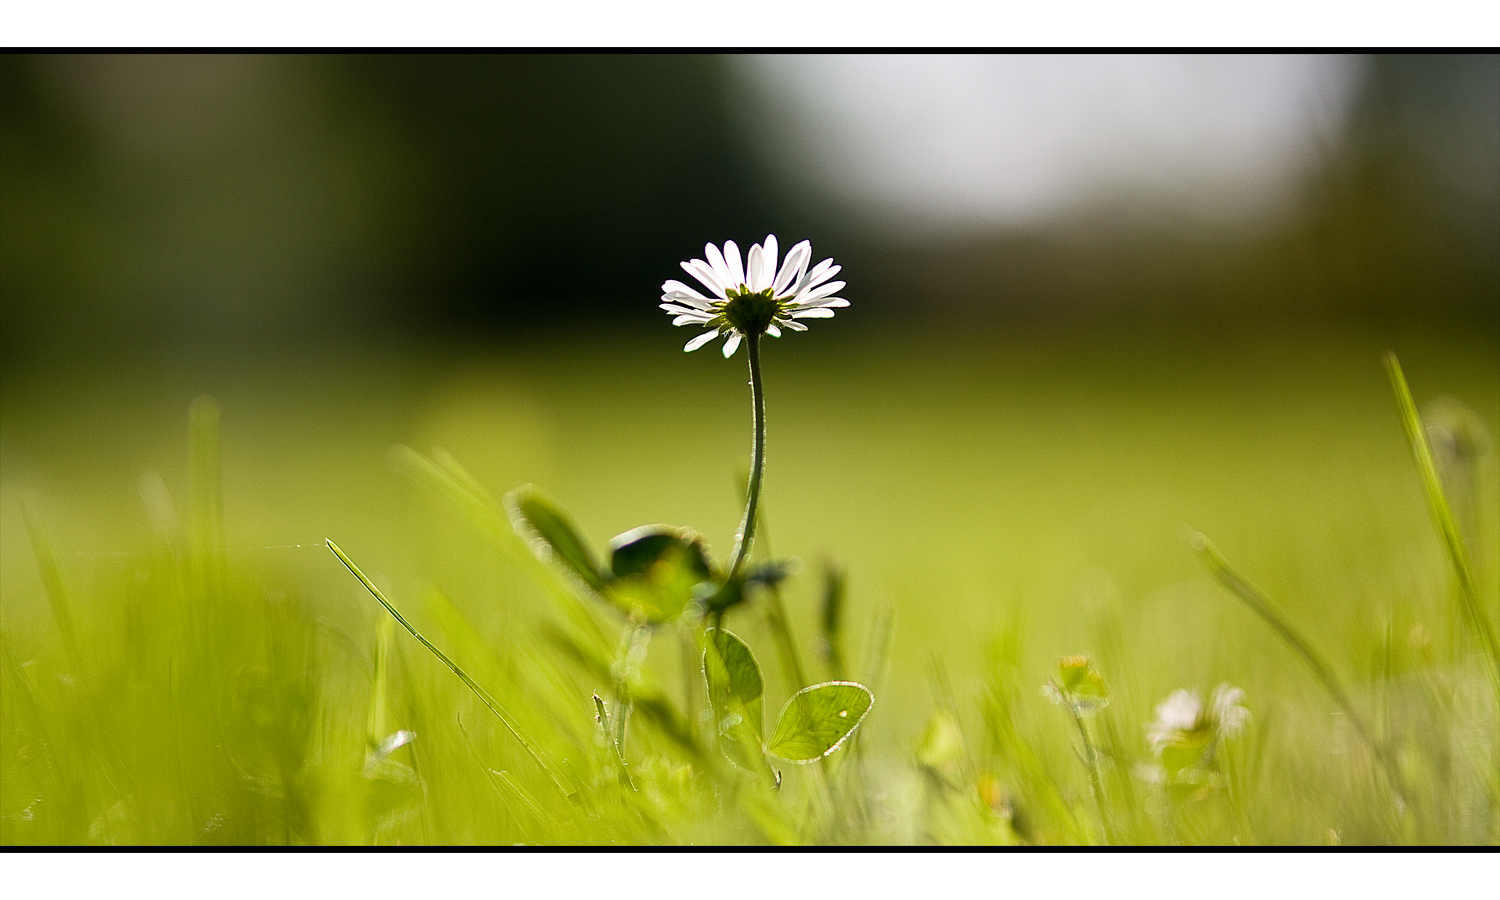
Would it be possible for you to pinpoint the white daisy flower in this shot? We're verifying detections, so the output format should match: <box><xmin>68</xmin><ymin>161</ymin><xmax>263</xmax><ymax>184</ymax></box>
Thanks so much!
<box><xmin>1209</xmin><ymin>683</ymin><xmax>1249</xmax><ymax>737</ymax></box>
<box><xmin>1147</xmin><ymin>689</ymin><xmax>1204</xmax><ymax>752</ymax></box>
<box><xmin>661</xmin><ymin>234</ymin><xmax>848</xmax><ymax>357</ymax></box>
<box><xmin>1147</xmin><ymin>683</ymin><xmax>1249</xmax><ymax>753</ymax></box>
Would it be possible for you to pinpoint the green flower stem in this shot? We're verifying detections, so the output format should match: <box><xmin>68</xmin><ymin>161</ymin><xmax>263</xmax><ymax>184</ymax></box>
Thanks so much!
<box><xmin>729</xmin><ymin>331</ymin><xmax>810</xmax><ymax>690</ymax></box>
<box><xmin>729</xmin><ymin>331</ymin><xmax>766</xmax><ymax>580</ymax></box>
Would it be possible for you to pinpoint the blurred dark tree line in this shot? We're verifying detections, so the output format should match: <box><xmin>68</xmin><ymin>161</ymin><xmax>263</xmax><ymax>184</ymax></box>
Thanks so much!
<box><xmin>0</xmin><ymin>54</ymin><xmax>785</xmax><ymax>363</ymax></box>
<box><xmin>1</xmin><ymin>54</ymin><xmax>1495</xmax><ymax>368</ymax></box>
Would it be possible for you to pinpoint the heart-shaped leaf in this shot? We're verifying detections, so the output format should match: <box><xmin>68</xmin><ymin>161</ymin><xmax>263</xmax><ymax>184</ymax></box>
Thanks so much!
<box><xmin>703</xmin><ymin>628</ymin><xmax>764</xmax><ymax>737</ymax></box>
<box><xmin>506</xmin><ymin>486</ymin><xmax>605</xmax><ymax>592</ymax></box>
<box><xmin>603</xmin><ymin>525</ymin><xmax>712</xmax><ymax>624</ymax></box>
<box><xmin>703</xmin><ymin>628</ymin><xmax>770</xmax><ymax>776</ymax></box>
<box><xmin>765</xmin><ymin>681</ymin><xmax>873</xmax><ymax>763</ymax></box>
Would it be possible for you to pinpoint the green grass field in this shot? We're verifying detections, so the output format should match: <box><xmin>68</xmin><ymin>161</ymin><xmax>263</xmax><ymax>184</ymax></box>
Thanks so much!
<box><xmin>2</xmin><ymin>323</ymin><xmax>1496</xmax><ymax>845</ymax></box>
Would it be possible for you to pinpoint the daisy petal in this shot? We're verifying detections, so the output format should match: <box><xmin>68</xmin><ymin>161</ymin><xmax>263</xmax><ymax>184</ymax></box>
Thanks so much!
<box><xmin>796</xmin><ymin>280</ymin><xmax>846</xmax><ymax>304</ymax></box>
<box><xmin>661</xmin><ymin>303</ymin><xmax>708</xmax><ymax>315</ymax></box>
<box><xmin>705</xmin><ymin>243</ymin><xmax>735</xmax><ymax>293</ymax></box>
<box><xmin>673</xmin><ymin>314</ymin><xmax>714</xmax><ymax>326</ymax></box>
<box><xmin>722</xmin><ymin>332</ymin><xmax>742</xmax><ymax>357</ymax></box>
<box><xmin>662</xmin><ymin>295</ymin><xmax>712</xmax><ymax>312</ymax></box>
<box><xmin>792</xmin><ymin>308</ymin><xmax>836</xmax><ymax>319</ymax></box>
<box><xmin>662</xmin><ymin>279</ymin><xmax>712</xmax><ymax>302</ymax></box>
<box><xmin>684</xmin><ymin>330</ymin><xmax>721</xmax><ymax>352</ymax></box>
<box><xmin>723</xmin><ymin>241</ymin><xmax>745</xmax><ymax>290</ymax></box>
<box><xmin>797</xmin><ymin>260</ymin><xmax>841</xmax><ymax>293</ymax></box>
<box><xmin>747</xmin><ymin>242</ymin><xmax>767</xmax><ymax>293</ymax></box>
<box><xmin>682</xmin><ymin>260</ymin><xmax>726</xmax><ymax>298</ymax></box>
<box><xmin>766</xmin><ymin>323</ymin><xmax>781</xmax><ymax>337</ymax></box>
<box><xmin>773</xmin><ymin>240</ymin><xmax>810</xmax><ymax>296</ymax></box>
<box><xmin>796</xmin><ymin>296</ymin><xmax>849</xmax><ymax>310</ymax></box>
<box><xmin>781</xmin><ymin>319</ymin><xmax>808</xmax><ymax>331</ymax></box>
<box><xmin>758</xmin><ymin>234</ymin><xmax>778</xmax><ymax>290</ymax></box>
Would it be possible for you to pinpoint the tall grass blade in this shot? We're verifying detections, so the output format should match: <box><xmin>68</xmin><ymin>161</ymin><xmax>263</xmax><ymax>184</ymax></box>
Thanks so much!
<box><xmin>326</xmin><ymin>539</ymin><xmax>578</xmax><ymax>802</ymax></box>
<box><xmin>188</xmin><ymin>396</ymin><xmax>226</xmax><ymax>596</ymax></box>
<box><xmin>388</xmin><ymin>445</ymin><xmax>513</xmax><ymax>550</ymax></box>
<box><xmin>366</xmin><ymin>615</ymin><xmax>396</xmax><ymax>750</ymax></box>
<box><xmin>1190</xmin><ymin>531</ymin><xmax>1407</xmax><ymax>805</ymax></box>
<box><xmin>20</xmin><ymin>500</ymin><xmax>84</xmax><ymax>675</ymax></box>
<box><xmin>1383</xmin><ymin>352</ymin><xmax>1500</xmax><ymax>702</ymax></box>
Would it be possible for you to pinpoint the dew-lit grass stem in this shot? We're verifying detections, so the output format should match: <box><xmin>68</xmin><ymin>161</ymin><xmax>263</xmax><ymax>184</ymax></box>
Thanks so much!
<box><xmin>327</xmin><ymin>539</ymin><xmax>578</xmax><ymax>802</ymax></box>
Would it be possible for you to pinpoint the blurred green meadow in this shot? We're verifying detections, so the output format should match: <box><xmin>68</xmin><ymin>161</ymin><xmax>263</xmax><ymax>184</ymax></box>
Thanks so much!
<box><xmin>3</xmin><ymin>322</ymin><xmax>1496</xmax><ymax>844</ymax></box>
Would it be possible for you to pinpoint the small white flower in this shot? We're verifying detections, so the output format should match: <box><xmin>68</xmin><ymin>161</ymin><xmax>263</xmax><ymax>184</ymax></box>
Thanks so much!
<box><xmin>1148</xmin><ymin>683</ymin><xmax>1248</xmax><ymax>753</ymax></box>
<box><xmin>661</xmin><ymin>234</ymin><xmax>848</xmax><ymax>357</ymax></box>
<box><xmin>1210</xmin><ymin>683</ymin><xmax>1249</xmax><ymax>737</ymax></box>
<box><xmin>1147</xmin><ymin>689</ymin><xmax>1203</xmax><ymax>752</ymax></box>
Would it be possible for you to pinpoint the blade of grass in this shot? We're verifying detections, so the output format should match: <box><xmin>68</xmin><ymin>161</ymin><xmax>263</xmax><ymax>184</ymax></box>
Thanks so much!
<box><xmin>188</xmin><ymin>396</ymin><xmax>226</xmax><ymax>598</ymax></box>
<box><xmin>1384</xmin><ymin>352</ymin><xmax>1500</xmax><ymax>703</ymax></box>
<box><xmin>326</xmin><ymin>539</ymin><xmax>578</xmax><ymax>803</ymax></box>
<box><xmin>1190</xmin><ymin>531</ymin><xmax>1408</xmax><ymax>807</ymax></box>
<box><xmin>20</xmin><ymin>500</ymin><xmax>84</xmax><ymax>676</ymax></box>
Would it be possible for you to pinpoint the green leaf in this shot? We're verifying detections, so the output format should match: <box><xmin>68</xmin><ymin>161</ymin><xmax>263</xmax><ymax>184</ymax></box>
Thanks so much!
<box><xmin>703</xmin><ymin>628</ymin><xmax>764</xmax><ymax>737</ymax></box>
<box><xmin>506</xmin><ymin>486</ymin><xmax>605</xmax><ymax>592</ymax></box>
<box><xmin>765</xmin><ymin>681</ymin><xmax>874</xmax><ymax>763</ymax></box>
<box><xmin>1159</xmin><ymin>731</ymin><xmax>1214</xmax><ymax>778</ymax></box>
<box><xmin>603</xmin><ymin>525</ymin><xmax>712</xmax><ymax>624</ymax></box>
<box><xmin>702</xmin><ymin>628</ymin><xmax>768</xmax><ymax>776</ymax></box>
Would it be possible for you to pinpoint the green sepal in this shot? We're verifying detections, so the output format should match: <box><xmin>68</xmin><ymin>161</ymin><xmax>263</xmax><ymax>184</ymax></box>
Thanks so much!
<box><xmin>703</xmin><ymin>627</ymin><xmax>765</xmax><ymax>737</ymax></box>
